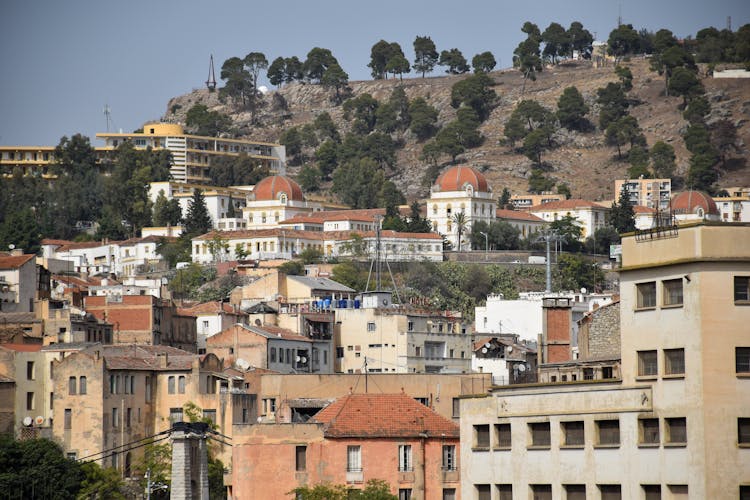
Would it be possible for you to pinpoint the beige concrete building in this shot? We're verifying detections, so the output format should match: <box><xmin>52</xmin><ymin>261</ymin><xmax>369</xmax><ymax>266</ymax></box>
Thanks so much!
<box><xmin>459</xmin><ymin>222</ymin><xmax>750</xmax><ymax>499</ymax></box>
<box><xmin>335</xmin><ymin>292</ymin><xmax>473</xmax><ymax>375</ymax></box>
<box><xmin>614</xmin><ymin>178</ymin><xmax>672</xmax><ymax>210</ymax></box>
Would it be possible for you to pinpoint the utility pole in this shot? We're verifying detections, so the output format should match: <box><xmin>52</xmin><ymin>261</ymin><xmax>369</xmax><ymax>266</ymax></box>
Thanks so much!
<box><xmin>479</xmin><ymin>231</ymin><xmax>489</xmax><ymax>261</ymax></box>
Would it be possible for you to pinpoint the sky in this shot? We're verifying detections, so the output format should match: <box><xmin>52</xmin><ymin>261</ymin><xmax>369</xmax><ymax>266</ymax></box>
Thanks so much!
<box><xmin>1</xmin><ymin>0</ymin><xmax>748</xmax><ymax>147</ymax></box>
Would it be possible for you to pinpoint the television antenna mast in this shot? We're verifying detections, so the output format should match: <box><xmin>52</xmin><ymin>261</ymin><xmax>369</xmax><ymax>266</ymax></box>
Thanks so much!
<box><xmin>103</xmin><ymin>104</ymin><xmax>112</xmax><ymax>132</ymax></box>
<box><xmin>206</xmin><ymin>54</ymin><xmax>217</xmax><ymax>92</ymax></box>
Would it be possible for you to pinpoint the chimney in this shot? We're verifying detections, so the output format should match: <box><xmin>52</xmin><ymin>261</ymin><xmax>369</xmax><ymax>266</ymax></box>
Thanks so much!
<box><xmin>541</xmin><ymin>297</ymin><xmax>573</xmax><ymax>364</ymax></box>
<box><xmin>158</xmin><ymin>352</ymin><xmax>169</xmax><ymax>368</ymax></box>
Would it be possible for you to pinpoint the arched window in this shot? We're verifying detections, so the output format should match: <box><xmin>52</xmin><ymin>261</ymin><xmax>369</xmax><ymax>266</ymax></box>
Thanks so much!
<box><xmin>279</xmin><ymin>193</ymin><xmax>288</xmax><ymax>204</ymax></box>
<box><xmin>432</xmin><ymin>204</ymin><xmax>438</xmax><ymax>215</ymax></box>
<box><xmin>261</xmin><ymin>212</ymin><xmax>267</xmax><ymax>223</ymax></box>
<box><xmin>446</xmin><ymin>204</ymin><xmax>452</xmax><ymax>215</ymax></box>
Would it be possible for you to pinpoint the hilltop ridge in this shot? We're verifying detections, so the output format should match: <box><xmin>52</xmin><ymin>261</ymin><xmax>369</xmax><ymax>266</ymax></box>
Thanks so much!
<box><xmin>164</xmin><ymin>58</ymin><xmax>750</xmax><ymax>201</ymax></box>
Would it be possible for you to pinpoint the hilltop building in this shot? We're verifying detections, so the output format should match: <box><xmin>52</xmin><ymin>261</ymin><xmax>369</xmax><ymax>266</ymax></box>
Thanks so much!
<box><xmin>426</xmin><ymin>166</ymin><xmax>496</xmax><ymax>250</ymax></box>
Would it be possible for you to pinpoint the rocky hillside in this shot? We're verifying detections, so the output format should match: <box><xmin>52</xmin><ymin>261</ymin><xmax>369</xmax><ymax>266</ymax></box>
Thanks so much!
<box><xmin>164</xmin><ymin>58</ymin><xmax>750</xmax><ymax>201</ymax></box>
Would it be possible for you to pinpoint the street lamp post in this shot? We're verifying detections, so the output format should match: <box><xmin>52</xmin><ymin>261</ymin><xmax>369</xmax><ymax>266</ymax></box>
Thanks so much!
<box><xmin>479</xmin><ymin>231</ymin><xmax>489</xmax><ymax>260</ymax></box>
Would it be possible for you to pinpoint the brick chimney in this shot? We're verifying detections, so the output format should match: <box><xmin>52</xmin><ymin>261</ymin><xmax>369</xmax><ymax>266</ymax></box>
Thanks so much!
<box><xmin>541</xmin><ymin>297</ymin><xmax>573</xmax><ymax>364</ymax></box>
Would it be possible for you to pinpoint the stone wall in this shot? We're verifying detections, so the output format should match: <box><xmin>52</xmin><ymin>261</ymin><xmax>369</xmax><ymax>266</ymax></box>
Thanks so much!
<box><xmin>579</xmin><ymin>302</ymin><xmax>620</xmax><ymax>360</ymax></box>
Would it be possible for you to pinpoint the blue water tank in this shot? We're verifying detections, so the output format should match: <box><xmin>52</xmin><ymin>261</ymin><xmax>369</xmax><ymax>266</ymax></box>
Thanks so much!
<box><xmin>354</xmin><ymin>299</ymin><xmax>361</xmax><ymax>309</ymax></box>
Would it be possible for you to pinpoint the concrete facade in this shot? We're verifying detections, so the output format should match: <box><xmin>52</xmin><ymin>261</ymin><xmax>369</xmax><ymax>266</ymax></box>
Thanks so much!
<box><xmin>459</xmin><ymin>222</ymin><xmax>750</xmax><ymax>499</ymax></box>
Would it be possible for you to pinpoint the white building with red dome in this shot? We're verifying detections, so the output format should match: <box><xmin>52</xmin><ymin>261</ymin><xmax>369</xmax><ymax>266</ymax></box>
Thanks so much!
<box><xmin>242</xmin><ymin>175</ymin><xmax>325</xmax><ymax>229</ymax></box>
<box><xmin>426</xmin><ymin>166</ymin><xmax>496</xmax><ymax>250</ymax></box>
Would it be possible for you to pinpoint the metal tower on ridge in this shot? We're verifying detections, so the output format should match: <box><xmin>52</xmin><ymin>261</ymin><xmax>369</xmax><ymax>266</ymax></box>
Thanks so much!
<box><xmin>206</xmin><ymin>54</ymin><xmax>217</xmax><ymax>92</ymax></box>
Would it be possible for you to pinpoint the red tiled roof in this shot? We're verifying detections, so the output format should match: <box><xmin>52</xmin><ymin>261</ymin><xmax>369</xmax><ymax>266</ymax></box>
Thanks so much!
<box><xmin>311</xmin><ymin>393</ymin><xmax>460</xmax><ymax>438</ymax></box>
<box><xmin>496</xmin><ymin>209</ymin><xmax>544</xmax><ymax>222</ymax></box>
<box><xmin>529</xmin><ymin>199</ymin><xmax>607</xmax><ymax>211</ymax></box>
<box><xmin>253</xmin><ymin>175</ymin><xmax>304</xmax><ymax>202</ymax></box>
<box><xmin>194</xmin><ymin>228</ymin><xmax>441</xmax><ymax>241</ymax></box>
<box><xmin>633</xmin><ymin>205</ymin><xmax>655</xmax><ymax>214</ymax></box>
<box><xmin>88</xmin><ymin>345</ymin><xmax>196</xmax><ymax>370</ymax></box>
<box><xmin>435</xmin><ymin>165</ymin><xmax>489</xmax><ymax>193</ymax></box>
<box><xmin>0</xmin><ymin>254</ymin><xmax>35</xmax><ymax>269</ymax></box>
<box><xmin>0</xmin><ymin>343</ymin><xmax>43</xmax><ymax>352</ymax></box>
<box><xmin>672</xmin><ymin>190</ymin><xmax>719</xmax><ymax>215</ymax></box>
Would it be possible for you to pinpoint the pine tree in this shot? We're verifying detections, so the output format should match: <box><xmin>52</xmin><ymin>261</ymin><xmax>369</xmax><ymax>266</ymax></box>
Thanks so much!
<box><xmin>608</xmin><ymin>186</ymin><xmax>636</xmax><ymax>234</ymax></box>
<box><xmin>184</xmin><ymin>189</ymin><xmax>212</xmax><ymax>236</ymax></box>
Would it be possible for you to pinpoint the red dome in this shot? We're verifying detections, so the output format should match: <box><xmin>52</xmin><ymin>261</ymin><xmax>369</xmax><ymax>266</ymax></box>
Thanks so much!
<box><xmin>671</xmin><ymin>190</ymin><xmax>718</xmax><ymax>216</ymax></box>
<box><xmin>253</xmin><ymin>175</ymin><xmax>304</xmax><ymax>202</ymax></box>
<box><xmin>434</xmin><ymin>166</ymin><xmax>490</xmax><ymax>193</ymax></box>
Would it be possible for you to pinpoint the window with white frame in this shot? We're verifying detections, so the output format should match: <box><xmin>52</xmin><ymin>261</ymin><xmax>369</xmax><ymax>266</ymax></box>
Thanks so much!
<box><xmin>398</xmin><ymin>444</ymin><xmax>412</xmax><ymax>472</ymax></box>
<box><xmin>347</xmin><ymin>445</ymin><xmax>361</xmax><ymax>472</ymax></box>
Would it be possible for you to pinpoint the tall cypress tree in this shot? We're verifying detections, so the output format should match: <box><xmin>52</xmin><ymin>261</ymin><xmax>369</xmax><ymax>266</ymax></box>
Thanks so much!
<box><xmin>184</xmin><ymin>189</ymin><xmax>212</xmax><ymax>236</ymax></box>
<box><xmin>609</xmin><ymin>186</ymin><xmax>636</xmax><ymax>234</ymax></box>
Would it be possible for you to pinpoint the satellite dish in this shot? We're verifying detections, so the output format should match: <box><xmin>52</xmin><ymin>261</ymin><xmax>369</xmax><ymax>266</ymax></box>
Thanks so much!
<box><xmin>295</xmin><ymin>356</ymin><xmax>301</xmax><ymax>362</ymax></box>
<box><xmin>383</xmin><ymin>299</ymin><xmax>389</xmax><ymax>306</ymax></box>
<box><xmin>300</xmin><ymin>357</ymin><xmax>307</xmax><ymax>363</ymax></box>
<box><xmin>484</xmin><ymin>342</ymin><xmax>491</xmax><ymax>348</ymax></box>
<box><xmin>581</xmin><ymin>287</ymin><xmax>587</xmax><ymax>294</ymax></box>
<box><xmin>517</xmin><ymin>364</ymin><xmax>526</xmax><ymax>372</ymax></box>
<box><xmin>35</xmin><ymin>416</ymin><xmax>45</xmax><ymax>426</ymax></box>
<box><xmin>507</xmin><ymin>346</ymin><xmax>513</xmax><ymax>353</ymax></box>
<box><xmin>235</xmin><ymin>358</ymin><xmax>250</xmax><ymax>371</ymax></box>
<box><xmin>481</xmin><ymin>347</ymin><xmax>488</xmax><ymax>354</ymax></box>
<box><xmin>23</xmin><ymin>416</ymin><xmax>33</xmax><ymax>427</ymax></box>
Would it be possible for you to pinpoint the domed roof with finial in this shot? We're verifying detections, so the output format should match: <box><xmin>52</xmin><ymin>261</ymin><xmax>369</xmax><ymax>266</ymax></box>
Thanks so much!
<box><xmin>671</xmin><ymin>190</ymin><xmax>719</xmax><ymax>217</ymax></box>
<box><xmin>434</xmin><ymin>165</ymin><xmax>490</xmax><ymax>193</ymax></box>
<box><xmin>253</xmin><ymin>175</ymin><xmax>304</xmax><ymax>202</ymax></box>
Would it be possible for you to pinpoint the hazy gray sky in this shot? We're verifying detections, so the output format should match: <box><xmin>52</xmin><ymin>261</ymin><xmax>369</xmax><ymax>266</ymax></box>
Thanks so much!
<box><xmin>1</xmin><ymin>0</ymin><xmax>748</xmax><ymax>146</ymax></box>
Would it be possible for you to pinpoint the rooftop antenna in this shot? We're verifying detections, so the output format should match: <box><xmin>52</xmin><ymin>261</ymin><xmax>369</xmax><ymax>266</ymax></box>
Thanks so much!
<box><xmin>617</xmin><ymin>4</ymin><xmax>622</xmax><ymax>26</ymax></box>
<box><xmin>206</xmin><ymin>54</ymin><xmax>217</xmax><ymax>92</ymax></box>
<box><xmin>727</xmin><ymin>16</ymin><xmax>732</xmax><ymax>31</ymax></box>
<box><xmin>103</xmin><ymin>104</ymin><xmax>112</xmax><ymax>132</ymax></box>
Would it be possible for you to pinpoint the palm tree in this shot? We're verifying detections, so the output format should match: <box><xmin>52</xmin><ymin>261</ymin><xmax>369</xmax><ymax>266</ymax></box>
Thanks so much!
<box><xmin>452</xmin><ymin>211</ymin><xmax>468</xmax><ymax>251</ymax></box>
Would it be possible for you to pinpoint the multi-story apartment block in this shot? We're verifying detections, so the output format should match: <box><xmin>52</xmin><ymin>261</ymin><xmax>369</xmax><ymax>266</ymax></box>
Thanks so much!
<box><xmin>97</xmin><ymin>123</ymin><xmax>285</xmax><ymax>183</ymax></box>
<box><xmin>459</xmin><ymin>222</ymin><xmax>750</xmax><ymax>499</ymax></box>
<box><xmin>2</xmin><ymin>123</ymin><xmax>285</xmax><ymax>184</ymax></box>
<box><xmin>51</xmin><ymin>345</ymin><xmax>249</xmax><ymax>470</ymax></box>
<box><xmin>509</xmin><ymin>193</ymin><xmax>565</xmax><ymax>210</ymax></box>
<box><xmin>0</xmin><ymin>253</ymin><xmax>50</xmax><ymax>313</ymax></box>
<box><xmin>427</xmin><ymin>166</ymin><xmax>496</xmax><ymax>250</ymax></box>
<box><xmin>614</xmin><ymin>178</ymin><xmax>672</xmax><ymax>210</ymax></box>
<box><xmin>335</xmin><ymin>292</ymin><xmax>473</xmax><ymax>375</ymax></box>
<box><xmin>231</xmin><ymin>393</ymin><xmax>461</xmax><ymax>499</ymax></box>
<box><xmin>714</xmin><ymin>193</ymin><xmax>750</xmax><ymax>222</ymax></box>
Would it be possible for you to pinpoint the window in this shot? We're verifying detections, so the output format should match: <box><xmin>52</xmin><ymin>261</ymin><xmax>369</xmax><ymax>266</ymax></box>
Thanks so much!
<box><xmin>442</xmin><ymin>489</ymin><xmax>456</xmax><ymax>500</ymax></box>
<box><xmin>583</xmin><ymin>368</ymin><xmax>594</xmax><ymax>380</ymax></box>
<box><xmin>737</xmin><ymin>347</ymin><xmax>750</xmax><ymax>373</ymax></box>
<box><xmin>562</xmin><ymin>421</ymin><xmax>584</xmax><ymax>446</ymax></box>
<box><xmin>564</xmin><ymin>485</ymin><xmax>586</xmax><ymax>500</ymax></box>
<box><xmin>452</xmin><ymin>398</ymin><xmax>460</xmax><ymax>418</ymax></box>
<box><xmin>442</xmin><ymin>445</ymin><xmax>456</xmax><ymax>470</ymax></box>
<box><xmin>643</xmin><ymin>485</ymin><xmax>661</xmax><ymax>500</ymax></box>
<box><xmin>78</xmin><ymin>376</ymin><xmax>87</xmax><ymax>395</ymax></box>
<box><xmin>407</xmin><ymin>321</ymin><xmax>414</xmax><ymax>331</ymax></box>
<box><xmin>598</xmin><ymin>485</ymin><xmax>621</xmax><ymax>500</ymax></box>
<box><xmin>69</xmin><ymin>376</ymin><xmax>77</xmax><ymax>395</ymax></box>
<box><xmin>741</xmin><ymin>486</ymin><xmax>750</xmax><ymax>500</ymax></box>
<box><xmin>496</xmin><ymin>485</ymin><xmax>512</xmax><ymax>500</ymax></box>
<box><xmin>531</xmin><ymin>484</ymin><xmax>552</xmax><ymax>500</ymax></box>
<box><xmin>602</xmin><ymin>366</ymin><xmax>614</xmax><ymax>379</ymax></box>
<box><xmin>638</xmin><ymin>350</ymin><xmax>658</xmax><ymax>377</ymax></box>
<box><xmin>495</xmin><ymin>423</ymin><xmax>512</xmax><ymax>448</ymax></box>
<box><xmin>270</xmin><ymin>347</ymin><xmax>276</xmax><ymax>363</ymax></box>
<box><xmin>168</xmin><ymin>376</ymin><xmax>175</xmax><ymax>394</ymax></box>
<box><xmin>664</xmin><ymin>348</ymin><xmax>685</xmax><ymax>375</ymax></box>
<box><xmin>112</xmin><ymin>407</ymin><xmax>119</xmax><ymax>428</ymax></box>
<box><xmin>739</xmin><ymin>418</ymin><xmax>750</xmax><ymax>445</ymax></box>
<box><xmin>178</xmin><ymin>375</ymin><xmax>186</xmax><ymax>394</ymax></box>
<box><xmin>295</xmin><ymin>446</ymin><xmax>306</xmax><ymax>471</ymax></box>
<box><xmin>170</xmin><ymin>407</ymin><xmax>183</xmax><ymax>424</ymax></box>
<box><xmin>639</xmin><ymin>418</ymin><xmax>660</xmax><ymax>445</ymax></box>
<box><xmin>398</xmin><ymin>445</ymin><xmax>412</xmax><ymax>471</ymax></box>
<box><xmin>26</xmin><ymin>361</ymin><xmax>35</xmax><ymax>380</ymax></box>
<box><xmin>398</xmin><ymin>489</ymin><xmax>411</xmax><ymax>500</ymax></box>
<box><xmin>346</xmin><ymin>445</ymin><xmax>361</xmax><ymax>472</ymax></box>
<box><xmin>735</xmin><ymin>276</ymin><xmax>750</xmax><ymax>303</ymax></box>
<box><xmin>129</xmin><ymin>375</ymin><xmax>135</xmax><ymax>394</ymax></box>
<box><xmin>145</xmin><ymin>376</ymin><xmax>151</xmax><ymax>402</ymax></box>
<box><xmin>26</xmin><ymin>392</ymin><xmax>34</xmax><ymax>411</ymax></box>
<box><xmin>636</xmin><ymin>282</ymin><xmax>656</xmax><ymax>309</ymax></box>
<box><xmin>666</xmin><ymin>417</ymin><xmax>687</xmax><ymax>444</ymax></box>
<box><xmin>527</xmin><ymin>422</ymin><xmax>550</xmax><ymax>448</ymax></box>
<box><xmin>126</xmin><ymin>408</ymin><xmax>131</xmax><ymax>428</ymax></box>
<box><xmin>476</xmin><ymin>485</ymin><xmax>490</xmax><ymax>500</ymax></box>
<box><xmin>596</xmin><ymin>420</ymin><xmax>620</xmax><ymax>446</ymax></box>
<box><xmin>367</xmin><ymin>322</ymin><xmax>376</xmax><ymax>332</ymax></box>
<box><xmin>662</xmin><ymin>279</ymin><xmax>683</xmax><ymax>306</ymax></box>
<box><xmin>474</xmin><ymin>424</ymin><xmax>490</xmax><ymax>448</ymax></box>
<box><xmin>203</xmin><ymin>409</ymin><xmax>217</xmax><ymax>425</ymax></box>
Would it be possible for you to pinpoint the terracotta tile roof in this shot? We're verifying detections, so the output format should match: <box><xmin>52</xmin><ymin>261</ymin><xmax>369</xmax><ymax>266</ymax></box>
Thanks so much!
<box><xmin>81</xmin><ymin>344</ymin><xmax>196</xmax><ymax>370</ymax></box>
<box><xmin>311</xmin><ymin>392</ymin><xmax>460</xmax><ymax>438</ymax></box>
<box><xmin>633</xmin><ymin>205</ymin><xmax>655</xmax><ymax>214</ymax></box>
<box><xmin>0</xmin><ymin>343</ymin><xmax>43</xmax><ymax>352</ymax></box>
<box><xmin>529</xmin><ymin>199</ymin><xmax>607</xmax><ymax>211</ymax></box>
<box><xmin>0</xmin><ymin>254</ymin><xmax>35</xmax><ymax>269</ymax></box>
<box><xmin>248</xmin><ymin>324</ymin><xmax>313</xmax><ymax>342</ymax></box>
<box><xmin>253</xmin><ymin>175</ymin><xmax>304</xmax><ymax>202</ymax></box>
<box><xmin>194</xmin><ymin>228</ymin><xmax>441</xmax><ymax>242</ymax></box>
<box><xmin>496</xmin><ymin>209</ymin><xmax>545</xmax><ymax>222</ymax></box>
<box><xmin>435</xmin><ymin>165</ymin><xmax>489</xmax><ymax>193</ymax></box>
